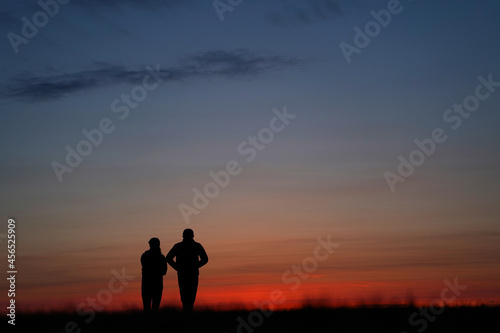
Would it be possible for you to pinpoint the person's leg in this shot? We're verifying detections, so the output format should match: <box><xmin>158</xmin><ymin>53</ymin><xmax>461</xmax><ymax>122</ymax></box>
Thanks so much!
<box><xmin>178</xmin><ymin>274</ymin><xmax>187</xmax><ymax>311</ymax></box>
<box><xmin>182</xmin><ymin>274</ymin><xmax>198</xmax><ymax>313</ymax></box>
<box><xmin>189</xmin><ymin>274</ymin><xmax>199</xmax><ymax>311</ymax></box>
<box><xmin>152</xmin><ymin>289</ymin><xmax>162</xmax><ymax>312</ymax></box>
<box><xmin>142</xmin><ymin>287</ymin><xmax>151</xmax><ymax>312</ymax></box>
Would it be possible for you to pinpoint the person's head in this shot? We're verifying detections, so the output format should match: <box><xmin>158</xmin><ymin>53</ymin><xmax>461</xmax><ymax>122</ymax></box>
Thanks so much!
<box><xmin>182</xmin><ymin>228</ymin><xmax>194</xmax><ymax>240</ymax></box>
<box><xmin>148</xmin><ymin>237</ymin><xmax>160</xmax><ymax>250</ymax></box>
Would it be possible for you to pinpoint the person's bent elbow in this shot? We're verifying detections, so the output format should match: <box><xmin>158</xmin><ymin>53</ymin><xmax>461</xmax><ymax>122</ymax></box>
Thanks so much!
<box><xmin>199</xmin><ymin>258</ymin><xmax>208</xmax><ymax>268</ymax></box>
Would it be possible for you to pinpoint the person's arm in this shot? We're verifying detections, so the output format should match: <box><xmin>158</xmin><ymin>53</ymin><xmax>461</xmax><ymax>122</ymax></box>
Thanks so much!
<box><xmin>161</xmin><ymin>255</ymin><xmax>168</xmax><ymax>275</ymax></box>
<box><xmin>166</xmin><ymin>245</ymin><xmax>178</xmax><ymax>271</ymax></box>
<box><xmin>197</xmin><ymin>244</ymin><xmax>208</xmax><ymax>269</ymax></box>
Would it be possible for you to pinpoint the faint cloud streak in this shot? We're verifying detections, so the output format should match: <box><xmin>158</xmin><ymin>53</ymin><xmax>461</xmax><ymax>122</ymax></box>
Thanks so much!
<box><xmin>1</xmin><ymin>49</ymin><xmax>306</xmax><ymax>102</ymax></box>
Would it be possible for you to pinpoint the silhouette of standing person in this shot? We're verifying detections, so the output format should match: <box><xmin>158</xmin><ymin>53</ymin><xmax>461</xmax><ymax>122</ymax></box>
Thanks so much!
<box><xmin>141</xmin><ymin>237</ymin><xmax>167</xmax><ymax>313</ymax></box>
<box><xmin>166</xmin><ymin>229</ymin><xmax>208</xmax><ymax>313</ymax></box>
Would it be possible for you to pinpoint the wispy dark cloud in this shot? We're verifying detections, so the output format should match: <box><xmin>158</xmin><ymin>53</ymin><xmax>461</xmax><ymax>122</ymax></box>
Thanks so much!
<box><xmin>266</xmin><ymin>0</ymin><xmax>343</xmax><ymax>27</ymax></box>
<box><xmin>0</xmin><ymin>49</ymin><xmax>305</xmax><ymax>102</ymax></box>
<box><xmin>0</xmin><ymin>0</ymin><xmax>186</xmax><ymax>14</ymax></box>
<box><xmin>74</xmin><ymin>0</ymin><xmax>187</xmax><ymax>9</ymax></box>
<box><xmin>0</xmin><ymin>0</ymin><xmax>187</xmax><ymax>36</ymax></box>
<box><xmin>1</xmin><ymin>65</ymin><xmax>143</xmax><ymax>102</ymax></box>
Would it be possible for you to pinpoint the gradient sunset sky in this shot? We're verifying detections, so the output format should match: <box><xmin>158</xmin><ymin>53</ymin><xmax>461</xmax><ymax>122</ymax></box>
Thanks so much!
<box><xmin>1</xmin><ymin>0</ymin><xmax>500</xmax><ymax>312</ymax></box>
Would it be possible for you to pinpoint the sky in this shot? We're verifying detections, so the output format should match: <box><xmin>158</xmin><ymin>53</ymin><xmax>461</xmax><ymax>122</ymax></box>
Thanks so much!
<box><xmin>1</xmin><ymin>0</ymin><xmax>500</xmax><ymax>313</ymax></box>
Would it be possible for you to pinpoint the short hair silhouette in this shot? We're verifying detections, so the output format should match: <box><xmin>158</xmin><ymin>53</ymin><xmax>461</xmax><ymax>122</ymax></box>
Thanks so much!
<box><xmin>148</xmin><ymin>237</ymin><xmax>160</xmax><ymax>246</ymax></box>
<box><xmin>166</xmin><ymin>229</ymin><xmax>208</xmax><ymax>314</ymax></box>
<box><xmin>141</xmin><ymin>237</ymin><xmax>167</xmax><ymax>313</ymax></box>
<box><xmin>182</xmin><ymin>228</ymin><xmax>194</xmax><ymax>239</ymax></box>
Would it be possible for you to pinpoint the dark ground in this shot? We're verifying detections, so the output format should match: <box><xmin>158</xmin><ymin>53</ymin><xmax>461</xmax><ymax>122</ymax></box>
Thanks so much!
<box><xmin>8</xmin><ymin>305</ymin><xmax>499</xmax><ymax>333</ymax></box>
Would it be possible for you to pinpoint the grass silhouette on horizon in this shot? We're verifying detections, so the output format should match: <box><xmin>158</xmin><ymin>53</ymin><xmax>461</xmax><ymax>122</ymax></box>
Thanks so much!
<box><xmin>13</xmin><ymin>304</ymin><xmax>499</xmax><ymax>333</ymax></box>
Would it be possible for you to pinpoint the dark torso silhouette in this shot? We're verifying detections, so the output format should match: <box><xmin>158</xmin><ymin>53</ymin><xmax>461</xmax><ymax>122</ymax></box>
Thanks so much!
<box><xmin>168</xmin><ymin>240</ymin><xmax>207</xmax><ymax>275</ymax></box>
<box><xmin>141</xmin><ymin>249</ymin><xmax>167</xmax><ymax>288</ymax></box>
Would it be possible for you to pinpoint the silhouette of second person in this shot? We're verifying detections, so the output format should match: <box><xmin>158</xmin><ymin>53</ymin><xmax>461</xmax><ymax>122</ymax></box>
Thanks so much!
<box><xmin>141</xmin><ymin>237</ymin><xmax>167</xmax><ymax>313</ymax></box>
<box><xmin>166</xmin><ymin>229</ymin><xmax>208</xmax><ymax>313</ymax></box>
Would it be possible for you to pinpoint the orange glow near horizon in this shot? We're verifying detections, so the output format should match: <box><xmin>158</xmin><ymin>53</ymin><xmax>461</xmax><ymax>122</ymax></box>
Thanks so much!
<box><xmin>10</xmin><ymin>281</ymin><xmax>498</xmax><ymax>315</ymax></box>
<box><xmin>6</xmin><ymin>266</ymin><xmax>500</xmax><ymax>314</ymax></box>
